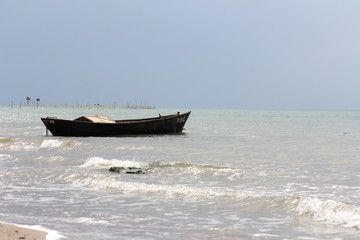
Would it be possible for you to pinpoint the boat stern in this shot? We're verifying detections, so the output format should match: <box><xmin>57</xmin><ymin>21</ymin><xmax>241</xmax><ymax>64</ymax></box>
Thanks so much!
<box><xmin>41</xmin><ymin>117</ymin><xmax>57</xmax><ymax>136</ymax></box>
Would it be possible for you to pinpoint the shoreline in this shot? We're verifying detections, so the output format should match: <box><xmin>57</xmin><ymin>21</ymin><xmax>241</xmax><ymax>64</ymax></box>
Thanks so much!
<box><xmin>0</xmin><ymin>222</ymin><xmax>64</xmax><ymax>240</ymax></box>
<box><xmin>0</xmin><ymin>222</ymin><xmax>47</xmax><ymax>240</ymax></box>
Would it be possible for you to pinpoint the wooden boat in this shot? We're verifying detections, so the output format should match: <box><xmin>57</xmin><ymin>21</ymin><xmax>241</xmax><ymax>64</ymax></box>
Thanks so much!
<box><xmin>41</xmin><ymin>111</ymin><xmax>191</xmax><ymax>137</ymax></box>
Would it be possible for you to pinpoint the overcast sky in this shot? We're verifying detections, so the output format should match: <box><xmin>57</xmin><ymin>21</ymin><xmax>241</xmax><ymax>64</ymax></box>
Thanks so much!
<box><xmin>1</xmin><ymin>1</ymin><xmax>360</xmax><ymax>110</ymax></box>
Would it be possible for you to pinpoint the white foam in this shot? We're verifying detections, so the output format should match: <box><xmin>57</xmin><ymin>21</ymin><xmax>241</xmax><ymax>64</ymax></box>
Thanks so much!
<box><xmin>74</xmin><ymin>217</ymin><xmax>113</xmax><ymax>225</ymax></box>
<box><xmin>9</xmin><ymin>142</ymin><xmax>38</xmax><ymax>151</ymax></box>
<box><xmin>7</xmin><ymin>139</ymin><xmax>77</xmax><ymax>151</ymax></box>
<box><xmin>253</xmin><ymin>233</ymin><xmax>280</xmax><ymax>238</ymax></box>
<box><xmin>40</xmin><ymin>139</ymin><xmax>63</xmax><ymax>148</ymax></box>
<box><xmin>37</xmin><ymin>155</ymin><xmax>67</xmax><ymax>162</ymax></box>
<box><xmin>0</xmin><ymin>153</ymin><xmax>11</xmax><ymax>160</ymax></box>
<box><xmin>115</xmin><ymin>146</ymin><xmax>153</xmax><ymax>151</ymax></box>
<box><xmin>80</xmin><ymin>157</ymin><xmax>146</xmax><ymax>169</ymax></box>
<box><xmin>296</xmin><ymin>197</ymin><xmax>360</xmax><ymax>229</ymax></box>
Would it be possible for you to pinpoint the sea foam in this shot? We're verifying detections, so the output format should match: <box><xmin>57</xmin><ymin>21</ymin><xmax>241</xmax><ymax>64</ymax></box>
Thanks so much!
<box><xmin>80</xmin><ymin>157</ymin><xmax>146</xmax><ymax>169</ymax></box>
<box><xmin>5</xmin><ymin>139</ymin><xmax>79</xmax><ymax>151</ymax></box>
<box><xmin>0</xmin><ymin>153</ymin><xmax>11</xmax><ymax>160</ymax></box>
<box><xmin>40</xmin><ymin>139</ymin><xmax>63</xmax><ymax>148</ymax></box>
<box><xmin>39</xmin><ymin>139</ymin><xmax>80</xmax><ymax>148</ymax></box>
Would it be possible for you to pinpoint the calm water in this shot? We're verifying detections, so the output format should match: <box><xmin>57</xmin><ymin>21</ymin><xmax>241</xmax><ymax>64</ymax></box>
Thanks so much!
<box><xmin>1</xmin><ymin>107</ymin><xmax>360</xmax><ymax>239</ymax></box>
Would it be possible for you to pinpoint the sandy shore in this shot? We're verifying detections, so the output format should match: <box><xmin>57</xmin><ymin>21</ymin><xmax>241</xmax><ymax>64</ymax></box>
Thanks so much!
<box><xmin>0</xmin><ymin>222</ymin><xmax>47</xmax><ymax>240</ymax></box>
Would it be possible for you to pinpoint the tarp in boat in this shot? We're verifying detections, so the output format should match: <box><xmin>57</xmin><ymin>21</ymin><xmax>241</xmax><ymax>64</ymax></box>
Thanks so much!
<box><xmin>74</xmin><ymin>115</ymin><xmax>116</xmax><ymax>123</ymax></box>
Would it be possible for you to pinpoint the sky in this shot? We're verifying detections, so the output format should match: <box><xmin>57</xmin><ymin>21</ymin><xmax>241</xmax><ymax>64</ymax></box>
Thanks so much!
<box><xmin>1</xmin><ymin>0</ymin><xmax>360</xmax><ymax>110</ymax></box>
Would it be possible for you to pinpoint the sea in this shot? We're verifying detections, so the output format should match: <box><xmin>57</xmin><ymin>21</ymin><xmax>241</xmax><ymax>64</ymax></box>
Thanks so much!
<box><xmin>1</xmin><ymin>107</ymin><xmax>360</xmax><ymax>240</ymax></box>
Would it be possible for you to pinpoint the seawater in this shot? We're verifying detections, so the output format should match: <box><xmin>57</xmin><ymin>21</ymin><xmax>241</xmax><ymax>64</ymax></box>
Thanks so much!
<box><xmin>1</xmin><ymin>107</ymin><xmax>360</xmax><ymax>239</ymax></box>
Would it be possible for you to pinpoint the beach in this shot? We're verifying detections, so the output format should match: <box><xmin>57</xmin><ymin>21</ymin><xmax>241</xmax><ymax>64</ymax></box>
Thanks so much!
<box><xmin>0</xmin><ymin>222</ymin><xmax>47</xmax><ymax>240</ymax></box>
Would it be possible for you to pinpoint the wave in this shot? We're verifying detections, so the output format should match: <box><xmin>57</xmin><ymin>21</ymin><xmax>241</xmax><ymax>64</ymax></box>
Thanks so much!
<box><xmin>38</xmin><ymin>139</ymin><xmax>80</xmax><ymax>148</ymax></box>
<box><xmin>295</xmin><ymin>196</ymin><xmax>360</xmax><ymax>229</ymax></box>
<box><xmin>64</xmin><ymin>171</ymin><xmax>248</xmax><ymax>199</ymax></box>
<box><xmin>80</xmin><ymin>157</ymin><xmax>147</xmax><ymax>169</ymax></box>
<box><xmin>8</xmin><ymin>141</ymin><xmax>38</xmax><ymax>151</ymax></box>
<box><xmin>114</xmin><ymin>146</ymin><xmax>153</xmax><ymax>151</ymax></box>
<box><xmin>81</xmin><ymin>156</ymin><xmax>236</xmax><ymax>171</ymax></box>
<box><xmin>39</xmin><ymin>139</ymin><xmax>64</xmax><ymax>148</ymax></box>
<box><xmin>80</xmin><ymin>156</ymin><xmax>242</xmax><ymax>180</ymax></box>
<box><xmin>65</xmin><ymin>157</ymin><xmax>244</xmax><ymax>198</ymax></box>
<box><xmin>4</xmin><ymin>139</ymin><xmax>80</xmax><ymax>151</ymax></box>
<box><xmin>74</xmin><ymin>217</ymin><xmax>113</xmax><ymax>226</ymax></box>
<box><xmin>148</xmin><ymin>161</ymin><xmax>232</xmax><ymax>170</ymax></box>
<box><xmin>243</xmin><ymin>195</ymin><xmax>360</xmax><ymax>230</ymax></box>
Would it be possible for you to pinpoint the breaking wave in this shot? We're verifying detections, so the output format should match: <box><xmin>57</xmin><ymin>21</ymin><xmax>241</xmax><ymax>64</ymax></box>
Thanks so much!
<box><xmin>81</xmin><ymin>156</ymin><xmax>235</xmax><ymax>171</ymax></box>
<box><xmin>3</xmin><ymin>139</ymin><xmax>80</xmax><ymax>151</ymax></box>
<box><xmin>80</xmin><ymin>156</ymin><xmax>242</xmax><ymax>180</ymax></box>
<box><xmin>80</xmin><ymin>157</ymin><xmax>147</xmax><ymax>169</ymax></box>
<box><xmin>39</xmin><ymin>139</ymin><xmax>80</xmax><ymax>148</ymax></box>
<box><xmin>295</xmin><ymin>197</ymin><xmax>360</xmax><ymax>229</ymax></box>
<box><xmin>39</xmin><ymin>139</ymin><xmax>63</xmax><ymax>148</ymax></box>
<box><xmin>64</xmin><ymin>171</ymin><xmax>247</xmax><ymax>199</ymax></box>
<box><xmin>8</xmin><ymin>141</ymin><xmax>38</xmax><ymax>151</ymax></box>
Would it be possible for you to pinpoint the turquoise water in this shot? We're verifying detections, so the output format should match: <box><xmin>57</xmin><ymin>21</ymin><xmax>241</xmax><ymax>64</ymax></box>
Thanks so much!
<box><xmin>1</xmin><ymin>107</ymin><xmax>360</xmax><ymax>239</ymax></box>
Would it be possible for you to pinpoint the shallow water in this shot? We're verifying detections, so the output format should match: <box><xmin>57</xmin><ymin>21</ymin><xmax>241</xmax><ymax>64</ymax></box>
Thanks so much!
<box><xmin>1</xmin><ymin>107</ymin><xmax>360</xmax><ymax>239</ymax></box>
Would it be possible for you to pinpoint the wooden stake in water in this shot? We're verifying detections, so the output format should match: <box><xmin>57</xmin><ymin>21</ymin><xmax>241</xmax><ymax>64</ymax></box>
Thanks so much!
<box><xmin>45</xmin><ymin>118</ymin><xmax>49</xmax><ymax>136</ymax></box>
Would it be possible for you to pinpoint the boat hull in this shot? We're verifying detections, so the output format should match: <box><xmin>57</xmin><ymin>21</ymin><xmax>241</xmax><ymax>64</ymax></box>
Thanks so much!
<box><xmin>41</xmin><ymin>111</ymin><xmax>191</xmax><ymax>137</ymax></box>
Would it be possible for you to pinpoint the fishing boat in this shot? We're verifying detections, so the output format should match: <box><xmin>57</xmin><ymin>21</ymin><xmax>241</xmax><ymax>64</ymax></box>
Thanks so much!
<box><xmin>41</xmin><ymin>111</ymin><xmax>191</xmax><ymax>137</ymax></box>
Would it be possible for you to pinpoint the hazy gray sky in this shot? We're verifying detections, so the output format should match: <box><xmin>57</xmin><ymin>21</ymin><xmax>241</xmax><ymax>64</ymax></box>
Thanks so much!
<box><xmin>1</xmin><ymin>1</ymin><xmax>360</xmax><ymax>110</ymax></box>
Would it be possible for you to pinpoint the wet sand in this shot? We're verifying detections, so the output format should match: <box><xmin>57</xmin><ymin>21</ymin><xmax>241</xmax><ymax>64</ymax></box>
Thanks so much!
<box><xmin>0</xmin><ymin>222</ymin><xmax>47</xmax><ymax>240</ymax></box>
